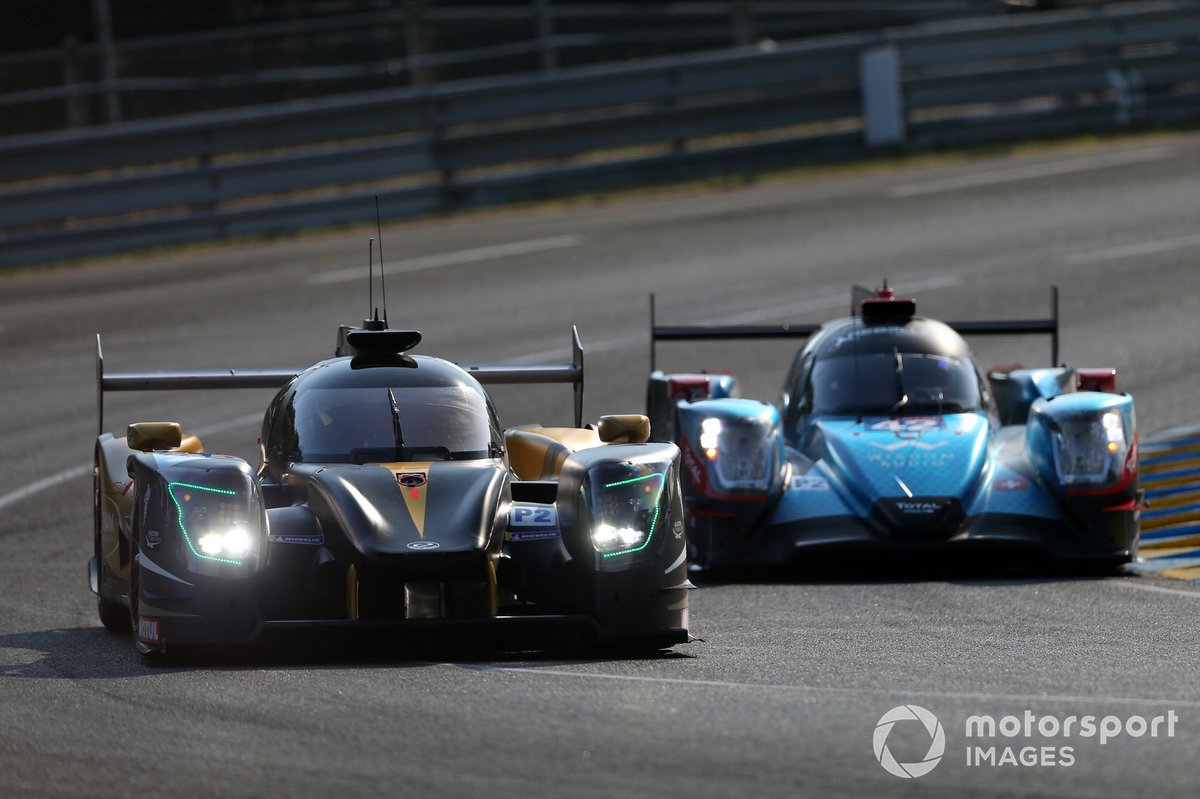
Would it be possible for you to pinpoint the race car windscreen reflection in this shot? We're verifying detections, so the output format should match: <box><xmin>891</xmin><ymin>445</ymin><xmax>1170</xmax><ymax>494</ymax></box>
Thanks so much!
<box><xmin>810</xmin><ymin>353</ymin><xmax>983</xmax><ymax>416</ymax></box>
<box><xmin>291</xmin><ymin>385</ymin><xmax>499</xmax><ymax>462</ymax></box>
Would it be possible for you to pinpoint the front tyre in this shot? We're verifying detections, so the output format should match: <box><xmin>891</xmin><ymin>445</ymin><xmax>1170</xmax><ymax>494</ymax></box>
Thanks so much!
<box><xmin>95</xmin><ymin>542</ymin><xmax>129</xmax><ymax>633</ymax></box>
<box><xmin>94</xmin><ymin>457</ymin><xmax>129</xmax><ymax>633</ymax></box>
<box><xmin>127</xmin><ymin>536</ymin><xmax>158</xmax><ymax>657</ymax></box>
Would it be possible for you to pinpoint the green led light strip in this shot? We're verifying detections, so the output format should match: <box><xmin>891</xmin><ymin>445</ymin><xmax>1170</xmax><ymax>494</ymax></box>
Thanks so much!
<box><xmin>601</xmin><ymin>472</ymin><xmax>665</xmax><ymax>558</ymax></box>
<box><xmin>167</xmin><ymin>481</ymin><xmax>243</xmax><ymax>565</ymax></box>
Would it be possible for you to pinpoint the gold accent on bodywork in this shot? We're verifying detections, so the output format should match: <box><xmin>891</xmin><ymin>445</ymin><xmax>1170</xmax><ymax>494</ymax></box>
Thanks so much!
<box><xmin>380</xmin><ymin>461</ymin><xmax>433</xmax><ymax>536</ymax></box>
<box><xmin>346</xmin><ymin>564</ymin><xmax>359</xmax><ymax>620</ymax></box>
<box><xmin>504</xmin><ymin>426</ymin><xmax>602</xmax><ymax>480</ymax></box>
<box><xmin>128</xmin><ymin>422</ymin><xmax>183</xmax><ymax>452</ymax></box>
<box><xmin>487</xmin><ymin>559</ymin><xmax>499</xmax><ymax>617</ymax></box>
<box><xmin>598</xmin><ymin>414</ymin><xmax>651</xmax><ymax>444</ymax></box>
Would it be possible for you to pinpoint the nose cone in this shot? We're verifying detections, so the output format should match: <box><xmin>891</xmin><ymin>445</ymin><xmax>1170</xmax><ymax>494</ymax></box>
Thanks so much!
<box><xmin>300</xmin><ymin>460</ymin><xmax>506</xmax><ymax>558</ymax></box>
<box><xmin>819</xmin><ymin>414</ymin><xmax>990</xmax><ymax>504</ymax></box>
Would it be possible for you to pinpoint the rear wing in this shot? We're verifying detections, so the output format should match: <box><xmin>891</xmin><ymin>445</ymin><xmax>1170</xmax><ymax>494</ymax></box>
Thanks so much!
<box><xmin>649</xmin><ymin>286</ymin><xmax>1059</xmax><ymax>370</ymax></box>
<box><xmin>96</xmin><ymin>326</ymin><xmax>585</xmax><ymax>435</ymax></box>
<box><xmin>461</xmin><ymin>326</ymin><xmax>585</xmax><ymax>428</ymax></box>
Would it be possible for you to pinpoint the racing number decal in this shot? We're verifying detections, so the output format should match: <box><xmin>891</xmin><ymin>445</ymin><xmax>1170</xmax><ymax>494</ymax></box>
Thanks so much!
<box><xmin>509</xmin><ymin>505</ymin><xmax>557</xmax><ymax>528</ymax></box>
<box><xmin>791</xmin><ymin>475</ymin><xmax>830</xmax><ymax>492</ymax></box>
<box><xmin>507</xmin><ymin>504</ymin><xmax>560</xmax><ymax>542</ymax></box>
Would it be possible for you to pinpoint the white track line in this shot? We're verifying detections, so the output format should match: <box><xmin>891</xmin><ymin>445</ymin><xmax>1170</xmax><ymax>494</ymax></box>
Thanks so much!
<box><xmin>1107</xmin><ymin>580</ymin><xmax>1200</xmax><ymax>599</ymax></box>
<box><xmin>509</xmin><ymin>274</ymin><xmax>962</xmax><ymax>363</ymax></box>
<box><xmin>306</xmin><ymin>235</ymin><xmax>583</xmax><ymax>286</ymax></box>
<box><xmin>1062</xmin><ymin>232</ymin><xmax>1200</xmax><ymax>267</ymax></box>
<box><xmin>0</xmin><ymin>412</ymin><xmax>263</xmax><ymax>513</ymax></box>
<box><xmin>888</xmin><ymin>147</ymin><xmax>1173</xmax><ymax>198</ymax></box>
<box><xmin>456</xmin><ymin>663</ymin><xmax>1200</xmax><ymax>709</ymax></box>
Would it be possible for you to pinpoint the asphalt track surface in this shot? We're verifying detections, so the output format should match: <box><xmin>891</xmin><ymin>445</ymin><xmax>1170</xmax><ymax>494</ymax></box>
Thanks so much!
<box><xmin>1</xmin><ymin>132</ymin><xmax>1199</xmax><ymax>798</ymax></box>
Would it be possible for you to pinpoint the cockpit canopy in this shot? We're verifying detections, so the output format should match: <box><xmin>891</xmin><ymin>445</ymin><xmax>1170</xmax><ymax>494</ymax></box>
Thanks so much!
<box><xmin>810</xmin><ymin>352</ymin><xmax>983</xmax><ymax>416</ymax></box>
<box><xmin>787</xmin><ymin>317</ymin><xmax>987</xmax><ymax>418</ymax></box>
<box><xmin>263</xmin><ymin>355</ymin><xmax>502</xmax><ymax>470</ymax></box>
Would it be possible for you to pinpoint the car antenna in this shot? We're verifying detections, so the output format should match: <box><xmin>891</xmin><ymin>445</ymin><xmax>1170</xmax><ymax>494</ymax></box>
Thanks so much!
<box><xmin>363</xmin><ymin>237</ymin><xmax>385</xmax><ymax>331</ymax></box>
<box><xmin>375</xmin><ymin>194</ymin><xmax>389</xmax><ymax>327</ymax></box>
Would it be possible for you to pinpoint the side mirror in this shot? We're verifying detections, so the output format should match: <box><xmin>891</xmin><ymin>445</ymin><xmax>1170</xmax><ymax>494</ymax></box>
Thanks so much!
<box><xmin>127</xmin><ymin>422</ymin><xmax>183</xmax><ymax>452</ymax></box>
<box><xmin>598</xmin><ymin>415</ymin><xmax>651</xmax><ymax>444</ymax></box>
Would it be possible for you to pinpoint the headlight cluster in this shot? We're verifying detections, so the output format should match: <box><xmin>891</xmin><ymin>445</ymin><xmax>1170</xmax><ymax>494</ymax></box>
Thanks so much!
<box><xmin>584</xmin><ymin>462</ymin><xmax>669</xmax><ymax>557</ymax></box>
<box><xmin>169</xmin><ymin>481</ymin><xmax>258</xmax><ymax>566</ymax></box>
<box><xmin>1050</xmin><ymin>409</ymin><xmax>1129</xmax><ymax>486</ymax></box>
<box><xmin>704</xmin><ymin>415</ymin><xmax>777</xmax><ymax>491</ymax></box>
<box><xmin>196</xmin><ymin>525</ymin><xmax>255</xmax><ymax>558</ymax></box>
<box><xmin>592</xmin><ymin>523</ymin><xmax>647</xmax><ymax>552</ymax></box>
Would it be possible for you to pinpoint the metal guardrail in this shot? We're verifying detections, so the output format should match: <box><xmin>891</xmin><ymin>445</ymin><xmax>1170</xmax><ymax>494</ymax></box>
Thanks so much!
<box><xmin>1</xmin><ymin>1</ymin><xmax>999</xmax><ymax>130</ymax></box>
<box><xmin>1</xmin><ymin>1</ymin><xmax>1197</xmax><ymax>268</ymax></box>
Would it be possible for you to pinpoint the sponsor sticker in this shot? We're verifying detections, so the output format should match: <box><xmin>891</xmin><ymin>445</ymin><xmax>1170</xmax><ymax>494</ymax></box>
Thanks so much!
<box><xmin>681</xmin><ymin>442</ymin><xmax>706</xmax><ymax>490</ymax></box>
<box><xmin>869</xmin><ymin>417</ymin><xmax>944</xmax><ymax>433</ymax></box>
<box><xmin>268</xmin><ymin>534</ymin><xmax>324</xmax><ymax>545</ymax></box>
<box><xmin>894</xmin><ymin>501</ymin><xmax>944</xmax><ymax>516</ymax></box>
<box><xmin>137</xmin><ymin>616</ymin><xmax>161</xmax><ymax>645</ymax></box>
<box><xmin>995</xmin><ymin>477</ymin><xmax>1030</xmax><ymax>491</ymax></box>
<box><xmin>508</xmin><ymin>530</ymin><xmax>561</xmax><ymax>542</ymax></box>
<box><xmin>407</xmin><ymin>540</ymin><xmax>440</xmax><ymax>550</ymax></box>
<box><xmin>869</xmin><ymin>439</ymin><xmax>947</xmax><ymax>452</ymax></box>
<box><xmin>509</xmin><ymin>504</ymin><xmax>558</xmax><ymax>529</ymax></box>
<box><xmin>791</xmin><ymin>475</ymin><xmax>830</xmax><ymax>492</ymax></box>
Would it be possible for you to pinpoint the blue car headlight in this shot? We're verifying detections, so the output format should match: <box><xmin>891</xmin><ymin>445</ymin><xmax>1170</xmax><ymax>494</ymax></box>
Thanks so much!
<box><xmin>1049</xmin><ymin>409</ymin><xmax>1129</xmax><ymax>487</ymax></box>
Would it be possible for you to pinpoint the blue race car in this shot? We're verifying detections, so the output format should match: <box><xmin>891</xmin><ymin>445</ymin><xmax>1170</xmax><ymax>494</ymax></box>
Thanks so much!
<box><xmin>646</xmin><ymin>286</ymin><xmax>1140</xmax><ymax>573</ymax></box>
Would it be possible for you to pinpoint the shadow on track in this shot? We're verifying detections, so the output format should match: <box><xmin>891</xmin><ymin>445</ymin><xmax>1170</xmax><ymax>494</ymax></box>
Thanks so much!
<box><xmin>0</xmin><ymin>623</ymin><xmax>689</xmax><ymax>679</ymax></box>
<box><xmin>687</xmin><ymin>549</ymin><xmax>1138</xmax><ymax>588</ymax></box>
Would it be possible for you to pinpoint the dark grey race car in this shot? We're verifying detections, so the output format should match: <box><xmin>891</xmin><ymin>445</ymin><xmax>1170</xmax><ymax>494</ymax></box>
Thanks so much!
<box><xmin>91</xmin><ymin>322</ymin><xmax>690</xmax><ymax>656</ymax></box>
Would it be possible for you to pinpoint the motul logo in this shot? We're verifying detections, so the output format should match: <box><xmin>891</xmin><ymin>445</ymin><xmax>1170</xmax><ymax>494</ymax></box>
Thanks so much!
<box><xmin>137</xmin><ymin>616</ymin><xmax>161</xmax><ymax>644</ymax></box>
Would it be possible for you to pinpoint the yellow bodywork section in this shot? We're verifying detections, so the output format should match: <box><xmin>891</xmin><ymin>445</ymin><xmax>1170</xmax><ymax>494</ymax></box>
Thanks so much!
<box><xmin>95</xmin><ymin>426</ymin><xmax>205</xmax><ymax>581</ymax></box>
<box><xmin>505</xmin><ymin>426</ymin><xmax>602</xmax><ymax>481</ymax></box>
<box><xmin>379</xmin><ymin>461</ymin><xmax>434</xmax><ymax>536</ymax></box>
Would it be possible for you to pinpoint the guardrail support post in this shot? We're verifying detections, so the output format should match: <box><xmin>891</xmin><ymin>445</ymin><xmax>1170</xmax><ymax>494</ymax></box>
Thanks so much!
<box><xmin>859</xmin><ymin>45</ymin><xmax>905</xmax><ymax>149</ymax></box>
<box><xmin>90</xmin><ymin>0</ymin><xmax>122</xmax><ymax>124</ymax></box>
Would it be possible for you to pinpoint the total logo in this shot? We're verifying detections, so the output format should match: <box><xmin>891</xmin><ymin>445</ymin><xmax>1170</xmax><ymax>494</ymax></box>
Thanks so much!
<box><xmin>873</xmin><ymin>705</ymin><xmax>946</xmax><ymax>779</ymax></box>
<box><xmin>894</xmin><ymin>502</ymin><xmax>943</xmax><ymax>516</ymax></box>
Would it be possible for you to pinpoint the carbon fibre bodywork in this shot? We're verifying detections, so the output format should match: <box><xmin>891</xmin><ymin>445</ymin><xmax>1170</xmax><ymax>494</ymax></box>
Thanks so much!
<box><xmin>91</xmin><ymin>326</ymin><xmax>689</xmax><ymax>655</ymax></box>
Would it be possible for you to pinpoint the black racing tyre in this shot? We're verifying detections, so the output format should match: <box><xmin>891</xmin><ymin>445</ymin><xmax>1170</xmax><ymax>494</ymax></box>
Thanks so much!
<box><xmin>128</xmin><ymin>538</ymin><xmax>143</xmax><ymax>649</ymax></box>
<box><xmin>95</xmin><ymin>457</ymin><xmax>129</xmax><ymax>634</ymax></box>
<box><xmin>96</xmin><ymin>545</ymin><xmax>130</xmax><ymax>633</ymax></box>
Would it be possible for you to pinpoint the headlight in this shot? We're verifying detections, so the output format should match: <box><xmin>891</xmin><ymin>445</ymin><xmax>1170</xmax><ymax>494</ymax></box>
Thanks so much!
<box><xmin>583</xmin><ymin>461</ymin><xmax>669</xmax><ymax>557</ymax></box>
<box><xmin>700</xmin><ymin>418</ymin><xmax>722</xmax><ymax>460</ymax></box>
<box><xmin>169</xmin><ymin>481</ymin><xmax>258</xmax><ymax>566</ymax></box>
<box><xmin>1051</xmin><ymin>409</ymin><xmax>1129</xmax><ymax>486</ymax></box>
<box><xmin>196</xmin><ymin>525</ymin><xmax>254</xmax><ymax>558</ymax></box>
<box><xmin>710</xmin><ymin>418</ymin><xmax>777</xmax><ymax>490</ymax></box>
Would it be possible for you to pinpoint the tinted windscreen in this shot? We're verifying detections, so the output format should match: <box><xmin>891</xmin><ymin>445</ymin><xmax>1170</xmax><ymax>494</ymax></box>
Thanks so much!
<box><xmin>810</xmin><ymin>353</ymin><xmax>982</xmax><ymax>416</ymax></box>
<box><xmin>291</xmin><ymin>385</ymin><xmax>497</xmax><ymax>462</ymax></box>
